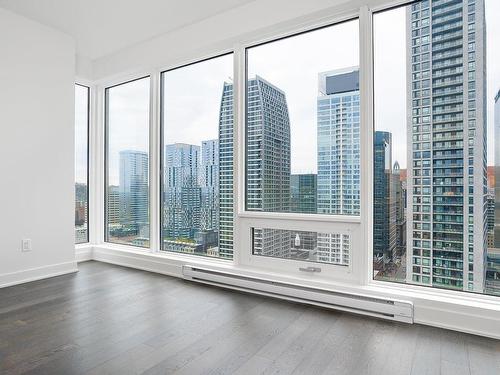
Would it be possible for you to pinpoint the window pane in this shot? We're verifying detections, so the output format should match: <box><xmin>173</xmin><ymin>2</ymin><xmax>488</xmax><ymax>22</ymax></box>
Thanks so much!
<box><xmin>75</xmin><ymin>84</ymin><xmax>89</xmax><ymax>244</ymax></box>
<box><xmin>252</xmin><ymin>228</ymin><xmax>350</xmax><ymax>266</ymax></box>
<box><xmin>246</xmin><ymin>20</ymin><xmax>360</xmax><ymax>217</ymax></box>
<box><xmin>105</xmin><ymin>78</ymin><xmax>150</xmax><ymax>247</ymax></box>
<box><xmin>373</xmin><ymin>0</ymin><xmax>500</xmax><ymax>297</ymax></box>
<box><xmin>161</xmin><ymin>54</ymin><xmax>233</xmax><ymax>259</ymax></box>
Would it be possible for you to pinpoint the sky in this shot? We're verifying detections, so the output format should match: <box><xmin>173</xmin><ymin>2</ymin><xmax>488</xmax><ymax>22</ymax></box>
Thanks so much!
<box><xmin>75</xmin><ymin>85</ymin><xmax>89</xmax><ymax>183</ymax></box>
<box><xmin>107</xmin><ymin>77</ymin><xmax>150</xmax><ymax>185</ymax></box>
<box><xmin>247</xmin><ymin>19</ymin><xmax>359</xmax><ymax>174</ymax></box>
<box><xmin>76</xmin><ymin>0</ymin><xmax>500</xmax><ymax>185</ymax></box>
<box><xmin>373</xmin><ymin>7</ymin><xmax>407</xmax><ymax>168</ymax></box>
<box><xmin>163</xmin><ymin>54</ymin><xmax>233</xmax><ymax>145</ymax></box>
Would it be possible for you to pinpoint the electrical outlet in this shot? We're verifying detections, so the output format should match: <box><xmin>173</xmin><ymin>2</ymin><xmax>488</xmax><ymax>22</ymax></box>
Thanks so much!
<box><xmin>21</xmin><ymin>239</ymin><xmax>32</xmax><ymax>252</ymax></box>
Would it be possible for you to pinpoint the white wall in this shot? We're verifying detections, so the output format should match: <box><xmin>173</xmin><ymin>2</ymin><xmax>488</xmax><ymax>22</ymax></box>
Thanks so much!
<box><xmin>0</xmin><ymin>8</ymin><xmax>77</xmax><ymax>287</ymax></box>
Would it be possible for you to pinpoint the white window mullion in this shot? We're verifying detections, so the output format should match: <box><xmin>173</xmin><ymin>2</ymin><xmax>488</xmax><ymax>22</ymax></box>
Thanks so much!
<box><xmin>90</xmin><ymin>85</ymin><xmax>105</xmax><ymax>246</ymax></box>
<box><xmin>149</xmin><ymin>71</ymin><xmax>161</xmax><ymax>253</ymax></box>
<box><xmin>233</xmin><ymin>44</ymin><xmax>246</xmax><ymax>266</ymax></box>
<box><xmin>359</xmin><ymin>5</ymin><xmax>374</xmax><ymax>286</ymax></box>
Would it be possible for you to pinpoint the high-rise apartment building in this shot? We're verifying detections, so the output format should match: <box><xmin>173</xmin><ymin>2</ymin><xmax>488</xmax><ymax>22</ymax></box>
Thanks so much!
<box><xmin>200</xmin><ymin>139</ymin><xmax>219</xmax><ymax>232</ymax></box>
<box><xmin>247</xmin><ymin>77</ymin><xmax>291</xmax><ymax>257</ymax></box>
<box><xmin>494</xmin><ymin>90</ymin><xmax>500</xmax><ymax>248</ymax></box>
<box><xmin>118</xmin><ymin>150</ymin><xmax>149</xmax><ymax>236</ymax></box>
<box><xmin>163</xmin><ymin>143</ymin><xmax>201</xmax><ymax>241</ymax></box>
<box><xmin>487</xmin><ymin>189</ymin><xmax>495</xmax><ymax>248</ymax></box>
<box><xmin>406</xmin><ymin>0</ymin><xmax>487</xmax><ymax>292</ymax></box>
<box><xmin>75</xmin><ymin>182</ymin><xmax>88</xmax><ymax>226</ymax></box>
<box><xmin>218</xmin><ymin>82</ymin><xmax>234</xmax><ymax>259</ymax></box>
<box><xmin>219</xmin><ymin>77</ymin><xmax>291</xmax><ymax>258</ymax></box>
<box><xmin>107</xmin><ymin>185</ymin><xmax>120</xmax><ymax>225</ymax></box>
<box><xmin>316</xmin><ymin>68</ymin><xmax>360</xmax><ymax>265</ymax></box>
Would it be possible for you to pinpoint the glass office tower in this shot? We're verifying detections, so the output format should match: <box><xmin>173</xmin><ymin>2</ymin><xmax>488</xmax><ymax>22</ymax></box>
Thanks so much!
<box><xmin>373</xmin><ymin>131</ymin><xmax>398</xmax><ymax>264</ymax></box>
<box><xmin>290</xmin><ymin>174</ymin><xmax>317</xmax><ymax>214</ymax></box>
<box><xmin>316</xmin><ymin>68</ymin><xmax>360</xmax><ymax>265</ymax></box>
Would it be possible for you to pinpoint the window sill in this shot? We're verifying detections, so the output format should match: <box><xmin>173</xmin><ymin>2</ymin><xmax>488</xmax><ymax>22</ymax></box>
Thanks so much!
<box><xmin>85</xmin><ymin>243</ymin><xmax>500</xmax><ymax>339</ymax></box>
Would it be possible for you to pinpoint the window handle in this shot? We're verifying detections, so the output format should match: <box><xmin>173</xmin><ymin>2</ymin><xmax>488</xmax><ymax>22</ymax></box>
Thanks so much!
<box><xmin>299</xmin><ymin>266</ymin><xmax>322</xmax><ymax>273</ymax></box>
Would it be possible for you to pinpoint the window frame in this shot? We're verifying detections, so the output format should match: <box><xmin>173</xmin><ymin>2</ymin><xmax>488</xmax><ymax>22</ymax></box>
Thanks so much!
<box><xmin>103</xmin><ymin>75</ymin><xmax>152</xmax><ymax>248</ymax></box>
<box><xmin>239</xmin><ymin>15</ymin><xmax>363</xmax><ymax>223</ymax></box>
<box><xmin>158</xmin><ymin>51</ymin><xmax>235</xmax><ymax>259</ymax></box>
<box><xmin>86</xmin><ymin>0</ymin><xmax>500</xmax><ymax>320</ymax></box>
<box><xmin>236</xmin><ymin>14</ymin><xmax>364</xmax><ymax>280</ymax></box>
<box><xmin>75</xmin><ymin>83</ymin><xmax>91</xmax><ymax>244</ymax></box>
<box><xmin>367</xmin><ymin>0</ymin><xmax>500</xmax><ymax>302</ymax></box>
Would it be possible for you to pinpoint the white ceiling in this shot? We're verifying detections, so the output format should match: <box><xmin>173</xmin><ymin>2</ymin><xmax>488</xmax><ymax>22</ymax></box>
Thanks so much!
<box><xmin>0</xmin><ymin>0</ymin><xmax>255</xmax><ymax>59</ymax></box>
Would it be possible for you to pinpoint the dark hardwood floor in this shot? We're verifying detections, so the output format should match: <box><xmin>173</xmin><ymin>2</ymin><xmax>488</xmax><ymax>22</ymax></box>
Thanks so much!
<box><xmin>0</xmin><ymin>261</ymin><xmax>498</xmax><ymax>374</ymax></box>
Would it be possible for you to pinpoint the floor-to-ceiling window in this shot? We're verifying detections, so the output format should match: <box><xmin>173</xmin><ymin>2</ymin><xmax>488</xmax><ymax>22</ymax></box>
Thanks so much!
<box><xmin>105</xmin><ymin>77</ymin><xmax>150</xmax><ymax>247</ymax></box>
<box><xmin>92</xmin><ymin>0</ymin><xmax>500</xmax><ymax>306</ymax></box>
<box><xmin>75</xmin><ymin>84</ymin><xmax>89</xmax><ymax>244</ymax></box>
<box><xmin>244</xmin><ymin>19</ymin><xmax>360</xmax><ymax>268</ymax></box>
<box><xmin>373</xmin><ymin>0</ymin><xmax>500</xmax><ymax>297</ymax></box>
<box><xmin>160</xmin><ymin>54</ymin><xmax>233</xmax><ymax>259</ymax></box>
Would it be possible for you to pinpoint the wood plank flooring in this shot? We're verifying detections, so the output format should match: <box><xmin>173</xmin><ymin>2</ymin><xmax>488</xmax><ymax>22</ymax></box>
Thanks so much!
<box><xmin>0</xmin><ymin>261</ymin><xmax>498</xmax><ymax>374</ymax></box>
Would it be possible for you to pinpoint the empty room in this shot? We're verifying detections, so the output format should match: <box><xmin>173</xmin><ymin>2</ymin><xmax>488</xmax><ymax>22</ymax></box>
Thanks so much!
<box><xmin>1</xmin><ymin>0</ymin><xmax>500</xmax><ymax>373</ymax></box>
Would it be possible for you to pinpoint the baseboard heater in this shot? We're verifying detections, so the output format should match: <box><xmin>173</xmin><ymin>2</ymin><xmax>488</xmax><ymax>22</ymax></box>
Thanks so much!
<box><xmin>182</xmin><ymin>266</ymin><xmax>413</xmax><ymax>323</ymax></box>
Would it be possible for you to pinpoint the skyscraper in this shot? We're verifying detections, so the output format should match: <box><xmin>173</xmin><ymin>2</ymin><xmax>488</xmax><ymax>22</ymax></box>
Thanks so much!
<box><xmin>316</xmin><ymin>68</ymin><xmax>360</xmax><ymax>265</ymax></box>
<box><xmin>75</xmin><ymin>182</ymin><xmax>88</xmax><ymax>226</ymax></box>
<box><xmin>406</xmin><ymin>0</ymin><xmax>487</xmax><ymax>292</ymax></box>
<box><xmin>247</xmin><ymin>77</ymin><xmax>291</xmax><ymax>257</ymax></box>
<box><xmin>494</xmin><ymin>90</ymin><xmax>500</xmax><ymax>248</ymax></box>
<box><xmin>290</xmin><ymin>174</ymin><xmax>317</xmax><ymax>214</ymax></box>
<box><xmin>200</xmin><ymin>139</ymin><xmax>219</xmax><ymax>232</ymax></box>
<box><xmin>118</xmin><ymin>150</ymin><xmax>149</xmax><ymax>236</ymax></box>
<box><xmin>393</xmin><ymin>161</ymin><xmax>407</xmax><ymax>259</ymax></box>
<box><xmin>163</xmin><ymin>143</ymin><xmax>201</xmax><ymax>242</ymax></box>
<box><xmin>219</xmin><ymin>77</ymin><xmax>291</xmax><ymax>258</ymax></box>
<box><xmin>373</xmin><ymin>131</ymin><xmax>395</xmax><ymax>263</ymax></box>
<box><xmin>218</xmin><ymin>82</ymin><xmax>234</xmax><ymax>259</ymax></box>
<box><xmin>107</xmin><ymin>185</ymin><xmax>120</xmax><ymax>225</ymax></box>
<box><xmin>487</xmin><ymin>189</ymin><xmax>495</xmax><ymax>248</ymax></box>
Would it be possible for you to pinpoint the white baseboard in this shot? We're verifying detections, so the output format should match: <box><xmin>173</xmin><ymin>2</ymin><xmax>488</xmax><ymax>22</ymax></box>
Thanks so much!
<box><xmin>92</xmin><ymin>246</ymin><xmax>183</xmax><ymax>277</ymax></box>
<box><xmin>75</xmin><ymin>246</ymin><xmax>93</xmax><ymax>262</ymax></box>
<box><xmin>0</xmin><ymin>261</ymin><xmax>78</xmax><ymax>289</ymax></box>
<box><xmin>413</xmin><ymin>299</ymin><xmax>500</xmax><ymax>339</ymax></box>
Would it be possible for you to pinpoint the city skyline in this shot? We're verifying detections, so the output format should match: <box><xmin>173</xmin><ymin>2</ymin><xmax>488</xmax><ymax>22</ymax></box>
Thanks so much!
<box><xmin>78</xmin><ymin>0</ymin><xmax>500</xmax><ymax>188</ymax></box>
<box><xmin>85</xmin><ymin>0</ymin><xmax>500</xmax><ymax>295</ymax></box>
